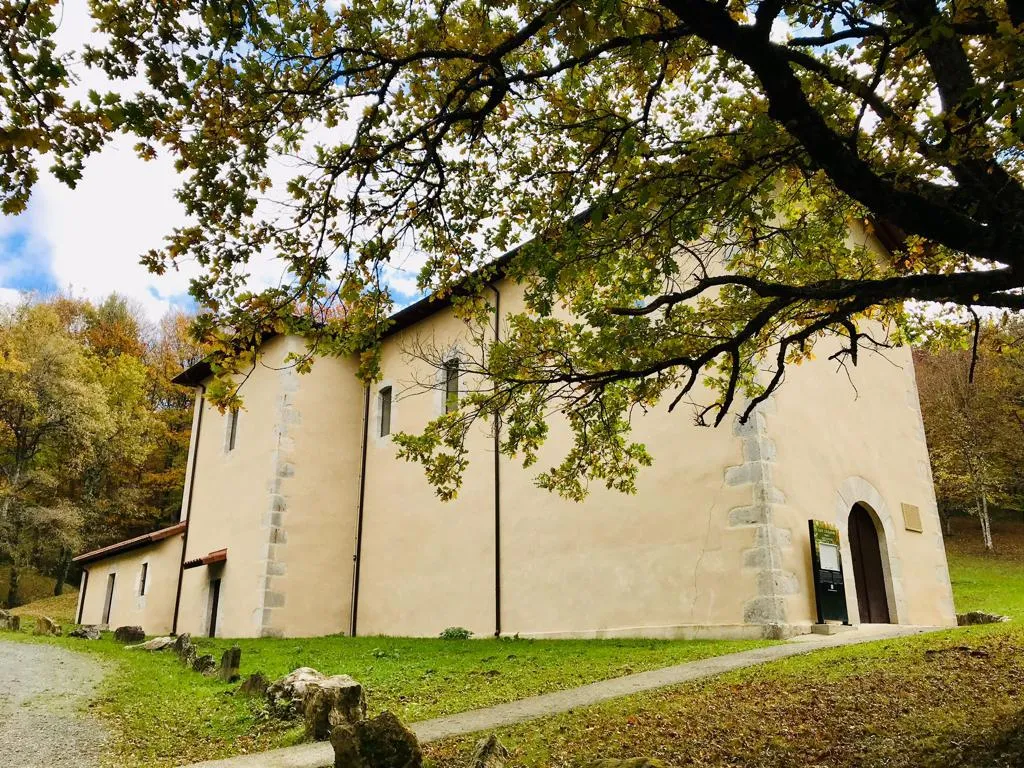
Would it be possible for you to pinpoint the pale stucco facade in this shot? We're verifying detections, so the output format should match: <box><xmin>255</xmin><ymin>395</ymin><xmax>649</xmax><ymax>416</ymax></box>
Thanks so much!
<box><xmin>74</xmin><ymin>235</ymin><xmax>957</xmax><ymax>639</ymax></box>
<box><xmin>74</xmin><ymin>526</ymin><xmax>183</xmax><ymax>635</ymax></box>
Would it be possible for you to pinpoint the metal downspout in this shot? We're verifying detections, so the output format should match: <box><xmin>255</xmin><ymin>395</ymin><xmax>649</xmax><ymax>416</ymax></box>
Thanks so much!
<box><xmin>349</xmin><ymin>384</ymin><xmax>371</xmax><ymax>637</ymax></box>
<box><xmin>172</xmin><ymin>384</ymin><xmax>204</xmax><ymax>634</ymax></box>
<box><xmin>489</xmin><ymin>283</ymin><xmax>502</xmax><ymax>637</ymax></box>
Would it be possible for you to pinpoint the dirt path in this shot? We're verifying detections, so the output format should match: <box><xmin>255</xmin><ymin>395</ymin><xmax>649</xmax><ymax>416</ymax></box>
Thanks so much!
<box><xmin>0</xmin><ymin>639</ymin><xmax>109</xmax><ymax>768</ymax></box>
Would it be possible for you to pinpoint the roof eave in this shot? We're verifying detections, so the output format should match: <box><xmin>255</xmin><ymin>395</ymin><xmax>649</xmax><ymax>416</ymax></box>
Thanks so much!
<box><xmin>73</xmin><ymin>522</ymin><xmax>187</xmax><ymax>566</ymax></box>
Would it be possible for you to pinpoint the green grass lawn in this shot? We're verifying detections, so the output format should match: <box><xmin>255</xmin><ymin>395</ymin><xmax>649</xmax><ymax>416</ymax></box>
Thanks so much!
<box><xmin>945</xmin><ymin>515</ymin><xmax>1024</xmax><ymax>619</ymax></box>
<box><xmin>5</xmin><ymin>515</ymin><xmax>1022</xmax><ymax>768</ymax></box>
<box><xmin>423</xmin><ymin>516</ymin><xmax>1024</xmax><ymax>768</ymax></box>
<box><xmin>5</xmin><ymin>628</ymin><xmax>771</xmax><ymax>767</ymax></box>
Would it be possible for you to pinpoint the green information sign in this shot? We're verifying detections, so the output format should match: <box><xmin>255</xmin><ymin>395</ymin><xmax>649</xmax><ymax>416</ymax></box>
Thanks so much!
<box><xmin>809</xmin><ymin>519</ymin><xmax>850</xmax><ymax>625</ymax></box>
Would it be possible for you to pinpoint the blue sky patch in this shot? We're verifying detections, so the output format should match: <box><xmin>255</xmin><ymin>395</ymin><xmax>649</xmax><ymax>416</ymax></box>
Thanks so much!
<box><xmin>0</xmin><ymin>230</ymin><xmax>59</xmax><ymax>295</ymax></box>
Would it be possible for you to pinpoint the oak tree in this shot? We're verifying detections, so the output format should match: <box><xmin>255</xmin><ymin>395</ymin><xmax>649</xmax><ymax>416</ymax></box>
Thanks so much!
<box><xmin>5</xmin><ymin>0</ymin><xmax>1024</xmax><ymax>496</ymax></box>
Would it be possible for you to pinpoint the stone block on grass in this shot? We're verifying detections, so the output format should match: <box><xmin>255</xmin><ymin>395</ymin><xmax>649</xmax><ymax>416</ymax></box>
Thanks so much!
<box><xmin>114</xmin><ymin>625</ymin><xmax>145</xmax><ymax>644</ymax></box>
<box><xmin>304</xmin><ymin>675</ymin><xmax>366</xmax><ymax>740</ymax></box>
<box><xmin>33</xmin><ymin>616</ymin><xmax>61</xmax><ymax>636</ymax></box>
<box><xmin>0</xmin><ymin>610</ymin><xmax>21</xmax><ymax>632</ymax></box>
<box><xmin>330</xmin><ymin>711</ymin><xmax>421</xmax><ymax>768</ymax></box>
<box><xmin>68</xmin><ymin>625</ymin><xmax>101</xmax><ymax>640</ymax></box>
<box><xmin>219</xmin><ymin>646</ymin><xmax>242</xmax><ymax>682</ymax></box>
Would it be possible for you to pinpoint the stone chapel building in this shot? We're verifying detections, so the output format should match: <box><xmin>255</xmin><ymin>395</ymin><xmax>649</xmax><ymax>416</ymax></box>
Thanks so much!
<box><xmin>73</xmin><ymin>223</ymin><xmax>957</xmax><ymax>639</ymax></box>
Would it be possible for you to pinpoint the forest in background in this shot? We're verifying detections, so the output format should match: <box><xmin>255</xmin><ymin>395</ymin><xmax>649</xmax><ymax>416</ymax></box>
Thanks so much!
<box><xmin>915</xmin><ymin>316</ymin><xmax>1024</xmax><ymax>552</ymax></box>
<box><xmin>0</xmin><ymin>295</ymin><xmax>203</xmax><ymax>607</ymax></box>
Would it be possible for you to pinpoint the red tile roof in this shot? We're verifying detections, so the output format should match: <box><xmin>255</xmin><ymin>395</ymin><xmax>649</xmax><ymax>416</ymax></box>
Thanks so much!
<box><xmin>73</xmin><ymin>522</ymin><xmax>187</xmax><ymax>566</ymax></box>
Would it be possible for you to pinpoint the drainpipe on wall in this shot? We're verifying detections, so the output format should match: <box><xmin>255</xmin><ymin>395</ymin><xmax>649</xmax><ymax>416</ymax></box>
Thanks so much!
<box><xmin>488</xmin><ymin>283</ymin><xmax>502</xmax><ymax>638</ymax></box>
<box><xmin>349</xmin><ymin>384</ymin><xmax>371</xmax><ymax>637</ymax></box>
<box><xmin>172</xmin><ymin>384</ymin><xmax>205</xmax><ymax>635</ymax></box>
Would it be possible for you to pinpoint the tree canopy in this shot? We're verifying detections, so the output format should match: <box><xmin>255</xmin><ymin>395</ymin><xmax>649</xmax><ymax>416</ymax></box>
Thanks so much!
<box><xmin>915</xmin><ymin>318</ymin><xmax>1024</xmax><ymax>550</ymax></box>
<box><xmin>4</xmin><ymin>0</ymin><xmax>1024</xmax><ymax>497</ymax></box>
<box><xmin>0</xmin><ymin>295</ymin><xmax>203</xmax><ymax>605</ymax></box>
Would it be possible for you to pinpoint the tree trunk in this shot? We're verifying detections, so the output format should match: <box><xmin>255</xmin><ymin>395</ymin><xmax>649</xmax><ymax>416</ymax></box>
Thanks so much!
<box><xmin>0</xmin><ymin>465</ymin><xmax>20</xmax><ymax>523</ymax></box>
<box><xmin>978</xmin><ymin>494</ymin><xmax>994</xmax><ymax>552</ymax></box>
<box><xmin>6</xmin><ymin>565</ymin><xmax>20</xmax><ymax>609</ymax></box>
<box><xmin>938</xmin><ymin>505</ymin><xmax>954</xmax><ymax>537</ymax></box>
<box><xmin>53</xmin><ymin>548</ymin><xmax>72</xmax><ymax>596</ymax></box>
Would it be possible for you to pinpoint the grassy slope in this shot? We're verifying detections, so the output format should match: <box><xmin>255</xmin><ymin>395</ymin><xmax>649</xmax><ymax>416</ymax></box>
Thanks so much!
<box><xmin>0</xmin><ymin>566</ymin><xmax>75</xmax><ymax>609</ymax></box>
<box><xmin>424</xmin><ymin>517</ymin><xmax>1024</xmax><ymax>768</ymax></box>
<box><xmin>11</xmin><ymin>591</ymin><xmax>80</xmax><ymax>626</ymax></box>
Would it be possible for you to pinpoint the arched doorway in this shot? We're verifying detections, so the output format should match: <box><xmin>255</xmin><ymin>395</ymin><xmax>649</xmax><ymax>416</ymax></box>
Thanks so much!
<box><xmin>848</xmin><ymin>503</ymin><xmax>891</xmax><ymax>623</ymax></box>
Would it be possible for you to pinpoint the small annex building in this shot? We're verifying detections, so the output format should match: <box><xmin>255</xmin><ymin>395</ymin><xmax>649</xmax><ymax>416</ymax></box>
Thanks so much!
<box><xmin>74</xmin><ymin>226</ymin><xmax>957</xmax><ymax>640</ymax></box>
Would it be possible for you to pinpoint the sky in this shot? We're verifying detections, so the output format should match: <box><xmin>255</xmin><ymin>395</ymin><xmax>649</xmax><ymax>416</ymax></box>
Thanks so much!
<box><xmin>0</xmin><ymin>2</ymin><xmax>204</xmax><ymax>321</ymax></box>
<box><xmin>0</xmin><ymin>1</ymin><xmax>428</xmax><ymax>322</ymax></box>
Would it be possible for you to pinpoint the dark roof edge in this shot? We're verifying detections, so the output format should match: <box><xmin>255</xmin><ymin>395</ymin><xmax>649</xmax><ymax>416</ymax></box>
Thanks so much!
<box><xmin>73</xmin><ymin>522</ymin><xmax>187</xmax><ymax>566</ymax></box>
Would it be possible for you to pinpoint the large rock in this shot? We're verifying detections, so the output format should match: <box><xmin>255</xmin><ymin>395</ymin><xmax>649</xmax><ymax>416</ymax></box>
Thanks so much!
<box><xmin>192</xmin><ymin>654</ymin><xmax>218</xmax><ymax>675</ymax></box>
<box><xmin>173</xmin><ymin>633</ymin><xmax>194</xmax><ymax>659</ymax></box>
<box><xmin>174</xmin><ymin>634</ymin><xmax>197</xmax><ymax>668</ymax></box>
<box><xmin>126</xmin><ymin>636</ymin><xmax>176</xmax><ymax>651</ymax></box>
<box><xmin>0</xmin><ymin>609</ymin><xmax>20</xmax><ymax>632</ymax></box>
<box><xmin>33</xmin><ymin>616</ymin><xmax>61</xmax><ymax>636</ymax></box>
<box><xmin>470</xmin><ymin>735</ymin><xmax>509</xmax><ymax>768</ymax></box>
<box><xmin>304</xmin><ymin>675</ymin><xmax>367</xmax><ymax>740</ymax></box>
<box><xmin>957</xmin><ymin>611</ymin><xmax>1010</xmax><ymax>626</ymax></box>
<box><xmin>267</xmin><ymin>667</ymin><xmax>327</xmax><ymax>717</ymax></box>
<box><xmin>114</xmin><ymin>625</ymin><xmax>145</xmax><ymax>644</ymax></box>
<box><xmin>330</xmin><ymin>711</ymin><xmax>422</xmax><ymax>768</ymax></box>
<box><xmin>68</xmin><ymin>625</ymin><xmax>102</xmax><ymax>640</ymax></box>
<box><xmin>219</xmin><ymin>646</ymin><xmax>242</xmax><ymax>683</ymax></box>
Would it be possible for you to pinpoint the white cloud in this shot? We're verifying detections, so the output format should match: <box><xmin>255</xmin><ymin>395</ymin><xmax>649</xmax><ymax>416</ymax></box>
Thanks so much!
<box><xmin>0</xmin><ymin>287</ymin><xmax>22</xmax><ymax>307</ymax></box>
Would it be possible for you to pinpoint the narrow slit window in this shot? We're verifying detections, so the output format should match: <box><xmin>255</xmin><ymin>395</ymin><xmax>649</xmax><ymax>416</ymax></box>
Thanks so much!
<box><xmin>139</xmin><ymin>562</ymin><xmax>149</xmax><ymax>596</ymax></box>
<box><xmin>444</xmin><ymin>359</ymin><xmax>459</xmax><ymax>413</ymax></box>
<box><xmin>227</xmin><ymin>408</ymin><xmax>239</xmax><ymax>451</ymax></box>
<box><xmin>379</xmin><ymin>386</ymin><xmax>393</xmax><ymax>437</ymax></box>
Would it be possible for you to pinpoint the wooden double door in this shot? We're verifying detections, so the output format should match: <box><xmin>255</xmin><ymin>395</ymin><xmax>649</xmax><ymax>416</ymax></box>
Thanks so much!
<box><xmin>848</xmin><ymin>504</ymin><xmax>891</xmax><ymax>624</ymax></box>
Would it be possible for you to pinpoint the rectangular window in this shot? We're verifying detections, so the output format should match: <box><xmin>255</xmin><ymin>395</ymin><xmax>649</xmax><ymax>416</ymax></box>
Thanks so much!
<box><xmin>102</xmin><ymin>573</ymin><xmax>116</xmax><ymax>625</ymax></box>
<box><xmin>227</xmin><ymin>408</ymin><xmax>239</xmax><ymax>451</ymax></box>
<box><xmin>208</xmin><ymin>578</ymin><xmax>222</xmax><ymax>638</ymax></box>
<box><xmin>139</xmin><ymin>562</ymin><xmax>149</xmax><ymax>596</ymax></box>
<box><xmin>379</xmin><ymin>386</ymin><xmax>392</xmax><ymax>437</ymax></box>
<box><xmin>444</xmin><ymin>359</ymin><xmax>459</xmax><ymax>413</ymax></box>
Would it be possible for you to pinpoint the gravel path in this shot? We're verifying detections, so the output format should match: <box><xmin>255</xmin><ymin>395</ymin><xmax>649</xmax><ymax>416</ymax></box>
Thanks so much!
<box><xmin>0</xmin><ymin>639</ymin><xmax>109</xmax><ymax>768</ymax></box>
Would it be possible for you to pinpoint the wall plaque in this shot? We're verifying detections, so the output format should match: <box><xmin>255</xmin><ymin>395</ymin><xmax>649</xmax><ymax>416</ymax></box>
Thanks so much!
<box><xmin>901</xmin><ymin>502</ymin><xmax>923</xmax><ymax>532</ymax></box>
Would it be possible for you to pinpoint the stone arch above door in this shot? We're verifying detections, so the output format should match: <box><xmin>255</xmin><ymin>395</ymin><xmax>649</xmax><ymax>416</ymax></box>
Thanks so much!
<box><xmin>833</xmin><ymin>476</ymin><xmax>905</xmax><ymax>624</ymax></box>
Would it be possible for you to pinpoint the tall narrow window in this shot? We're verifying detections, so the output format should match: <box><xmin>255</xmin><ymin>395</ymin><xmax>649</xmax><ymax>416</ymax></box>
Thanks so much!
<box><xmin>139</xmin><ymin>562</ymin><xmax>149</xmax><ymax>596</ymax></box>
<box><xmin>227</xmin><ymin>408</ymin><xmax>239</xmax><ymax>451</ymax></box>
<box><xmin>444</xmin><ymin>359</ymin><xmax>459</xmax><ymax>413</ymax></box>
<box><xmin>379</xmin><ymin>386</ymin><xmax>393</xmax><ymax>437</ymax></box>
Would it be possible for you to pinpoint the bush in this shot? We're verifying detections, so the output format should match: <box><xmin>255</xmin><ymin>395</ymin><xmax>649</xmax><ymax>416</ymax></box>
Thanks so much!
<box><xmin>438</xmin><ymin>626</ymin><xmax>473</xmax><ymax>640</ymax></box>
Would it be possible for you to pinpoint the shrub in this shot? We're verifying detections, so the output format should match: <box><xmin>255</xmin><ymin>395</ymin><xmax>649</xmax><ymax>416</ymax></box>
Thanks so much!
<box><xmin>439</xmin><ymin>626</ymin><xmax>473</xmax><ymax>640</ymax></box>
